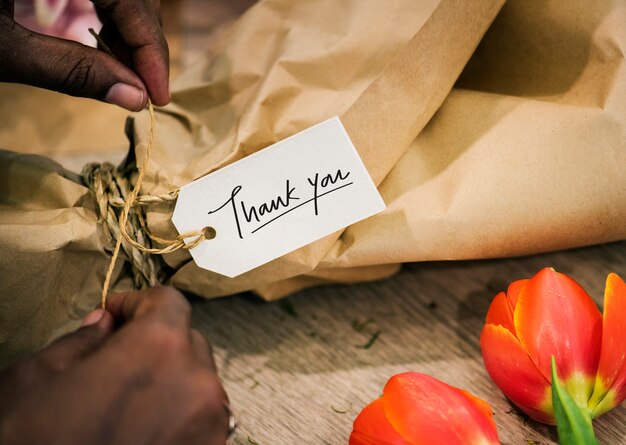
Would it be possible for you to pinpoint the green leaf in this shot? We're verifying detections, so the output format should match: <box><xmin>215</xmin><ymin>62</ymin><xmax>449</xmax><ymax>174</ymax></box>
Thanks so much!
<box><xmin>551</xmin><ymin>357</ymin><xmax>599</xmax><ymax>445</ymax></box>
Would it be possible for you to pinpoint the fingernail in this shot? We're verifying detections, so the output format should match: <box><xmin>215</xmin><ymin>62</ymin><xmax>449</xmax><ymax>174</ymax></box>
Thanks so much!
<box><xmin>105</xmin><ymin>83</ymin><xmax>145</xmax><ymax>111</ymax></box>
<box><xmin>81</xmin><ymin>309</ymin><xmax>105</xmax><ymax>327</ymax></box>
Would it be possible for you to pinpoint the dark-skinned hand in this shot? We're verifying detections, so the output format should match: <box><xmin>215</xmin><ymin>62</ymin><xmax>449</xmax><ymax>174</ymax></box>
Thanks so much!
<box><xmin>0</xmin><ymin>286</ymin><xmax>230</xmax><ymax>444</ymax></box>
<box><xmin>0</xmin><ymin>0</ymin><xmax>169</xmax><ymax>110</ymax></box>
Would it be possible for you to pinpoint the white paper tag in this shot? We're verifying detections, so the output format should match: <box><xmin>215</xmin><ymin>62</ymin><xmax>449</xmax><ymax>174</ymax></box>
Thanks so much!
<box><xmin>171</xmin><ymin>117</ymin><xmax>385</xmax><ymax>277</ymax></box>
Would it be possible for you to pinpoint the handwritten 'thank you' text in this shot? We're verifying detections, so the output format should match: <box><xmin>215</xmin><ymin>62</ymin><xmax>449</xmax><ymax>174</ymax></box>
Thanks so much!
<box><xmin>208</xmin><ymin>169</ymin><xmax>353</xmax><ymax>239</ymax></box>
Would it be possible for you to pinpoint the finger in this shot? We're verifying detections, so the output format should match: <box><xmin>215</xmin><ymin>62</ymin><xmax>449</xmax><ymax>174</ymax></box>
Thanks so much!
<box><xmin>93</xmin><ymin>0</ymin><xmax>169</xmax><ymax>105</ymax></box>
<box><xmin>81</xmin><ymin>308</ymin><xmax>108</xmax><ymax>327</ymax></box>
<box><xmin>105</xmin><ymin>286</ymin><xmax>191</xmax><ymax>329</ymax></box>
<box><xmin>190</xmin><ymin>329</ymin><xmax>217</xmax><ymax>372</ymax></box>
<box><xmin>0</xmin><ymin>19</ymin><xmax>147</xmax><ymax>111</ymax></box>
<box><xmin>38</xmin><ymin>310</ymin><xmax>115</xmax><ymax>370</ymax></box>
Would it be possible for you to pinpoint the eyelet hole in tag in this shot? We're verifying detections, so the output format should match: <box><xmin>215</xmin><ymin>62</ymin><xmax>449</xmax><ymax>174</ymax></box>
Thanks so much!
<box><xmin>202</xmin><ymin>226</ymin><xmax>217</xmax><ymax>240</ymax></box>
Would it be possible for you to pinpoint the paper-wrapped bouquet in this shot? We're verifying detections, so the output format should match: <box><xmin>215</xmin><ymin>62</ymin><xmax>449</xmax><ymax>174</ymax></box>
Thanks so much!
<box><xmin>1</xmin><ymin>0</ymin><xmax>625</xmax><ymax>364</ymax></box>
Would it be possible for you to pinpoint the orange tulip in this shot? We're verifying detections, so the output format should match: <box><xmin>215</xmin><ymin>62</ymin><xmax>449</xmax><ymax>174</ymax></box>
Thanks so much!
<box><xmin>480</xmin><ymin>268</ymin><xmax>626</xmax><ymax>423</ymax></box>
<box><xmin>349</xmin><ymin>372</ymin><xmax>500</xmax><ymax>445</ymax></box>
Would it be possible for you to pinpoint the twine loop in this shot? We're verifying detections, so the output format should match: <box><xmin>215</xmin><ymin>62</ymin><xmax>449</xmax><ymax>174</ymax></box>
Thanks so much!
<box><xmin>82</xmin><ymin>162</ymin><xmax>162</xmax><ymax>290</ymax></box>
<box><xmin>81</xmin><ymin>101</ymin><xmax>206</xmax><ymax>307</ymax></box>
<box><xmin>82</xmin><ymin>158</ymin><xmax>206</xmax><ymax>303</ymax></box>
<box><xmin>82</xmin><ymin>31</ymin><xmax>209</xmax><ymax>307</ymax></box>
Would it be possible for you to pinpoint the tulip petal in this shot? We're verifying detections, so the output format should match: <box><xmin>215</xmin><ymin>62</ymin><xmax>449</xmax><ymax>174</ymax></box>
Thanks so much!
<box><xmin>506</xmin><ymin>279</ymin><xmax>528</xmax><ymax>310</ymax></box>
<box><xmin>589</xmin><ymin>273</ymin><xmax>626</xmax><ymax>417</ymax></box>
<box><xmin>481</xmin><ymin>324</ymin><xmax>553</xmax><ymax>423</ymax></box>
<box><xmin>485</xmin><ymin>292</ymin><xmax>515</xmax><ymax>334</ymax></box>
<box><xmin>514</xmin><ymin>268</ymin><xmax>602</xmax><ymax>388</ymax></box>
<box><xmin>382</xmin><ymin>372</ymin><xmax>500</xmax><ymax>445</ymax></box>
<box><xmin>350</xmin><ymin>398</ymin><xmax>415</xmax><ymax>445</ymax></box>
<box><xmin>457</xmin><ymin>388</ymin><xmax>500</xmax><ymax>437</ymax></box>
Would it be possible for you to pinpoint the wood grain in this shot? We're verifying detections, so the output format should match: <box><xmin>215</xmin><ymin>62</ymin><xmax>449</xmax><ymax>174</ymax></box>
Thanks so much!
<box><xmin>191</xmin><ymin>241</ymin><xmax>626</xmax><ymax>444</ymax></box>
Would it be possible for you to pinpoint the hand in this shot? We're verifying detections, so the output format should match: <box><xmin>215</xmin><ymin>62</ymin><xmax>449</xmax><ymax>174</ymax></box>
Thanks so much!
<box><xmin>0</xmin><ymin>0</ymin><xmax>169</xmax><ymax>111</ymax></box>
<box><xmin>0</xmin><ymin>287</ymin><xmax>230</xmax><ymax>445</ymax></box>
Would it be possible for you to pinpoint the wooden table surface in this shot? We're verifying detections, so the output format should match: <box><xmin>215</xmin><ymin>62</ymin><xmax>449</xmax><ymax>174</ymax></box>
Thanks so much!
<box><xmin>192</xmin><ymin>241</ymin><xmax>626</xmax><ymax>445</ymax></box>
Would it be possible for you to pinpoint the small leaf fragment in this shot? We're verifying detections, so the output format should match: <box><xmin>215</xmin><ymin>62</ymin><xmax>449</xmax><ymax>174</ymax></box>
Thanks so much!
<box><xmin>351</xmin><ymin>317</ymin><xmax>375</xmax><ymax>332</ymax></box>
<box><xmin>357</xmin><ymin>329</ymin><xmax>382</xmax><ymax>349</ymax></box>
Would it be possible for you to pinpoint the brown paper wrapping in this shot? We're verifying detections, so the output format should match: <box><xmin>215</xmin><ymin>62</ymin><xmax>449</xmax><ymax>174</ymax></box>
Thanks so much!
<box><xmin>0</xmin><ymin>152</ymin><xmax>120</xmax><ymax>363</ymax></box>
<box><xmin>2</xmin><ymin>0</ymin><xmax>625</xmax><ymax>362</ymax></box>
<box><xmin>138</xmin><ymin>0</ymin><xmax>505</xmax><ymax>298</ymax></box>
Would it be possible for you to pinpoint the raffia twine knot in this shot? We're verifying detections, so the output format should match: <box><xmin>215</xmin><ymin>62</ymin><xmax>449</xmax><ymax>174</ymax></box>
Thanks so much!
<box><xmin>80</xmin><ymin>101</ymin><xmax>206</xmax><ymax>307</ymax></box>
<box><xmin>81</xmin><ymin>161</ymin><xmax>163</xmax><ymax>290</ymax></box>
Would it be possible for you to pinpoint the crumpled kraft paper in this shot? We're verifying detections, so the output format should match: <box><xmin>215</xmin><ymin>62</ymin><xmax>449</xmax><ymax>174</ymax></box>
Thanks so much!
<box><xmin>0</xmin><ymin>151</ymin><xmax>126</xmax><ymax>364</ymax></box>
<box><xmin>255</xmin><ymin>0</ymin><xmax>626</xmax><ymax>297</ymax></box>
<box><xmin>3</xmin><ymin>0</ymin><xmax>625</xmax><ymax>362</ymax></box>
<box><xmin>304</xmin><ymin>0</ymin><xmax>626</xmax><ymax>291</ymax></box>
<box><xmin>136</xmin><ymin>0</ymin><xmax>505</xmax><ymax>298</ymax></box>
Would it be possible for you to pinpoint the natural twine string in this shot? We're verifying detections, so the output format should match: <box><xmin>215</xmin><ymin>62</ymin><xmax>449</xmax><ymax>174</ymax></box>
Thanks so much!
<box><xmin>97</xmin><ymin>101</ymin><xmax>206</xmax><ymax>308</ymax></box>
<box><xmin>86</xmin><ymin>28</ymin><xmax>208</xmax><ymax>308</ymax></box>
<box><xmin>82</xmin><ymin>161</ymin><xmax>161</xmax><ymax>291</ymax></box>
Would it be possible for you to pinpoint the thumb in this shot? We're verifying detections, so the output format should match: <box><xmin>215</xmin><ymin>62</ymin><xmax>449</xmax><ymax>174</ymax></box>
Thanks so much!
<box><xmin>38</xmin><ymin>310</ymin><xmax>115</xmax><ymax>371</ymax></box>
<box><xmin>0</xmin><ymin>18</ymin><xmax>147</xmax><ymax>111</ymax></box>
